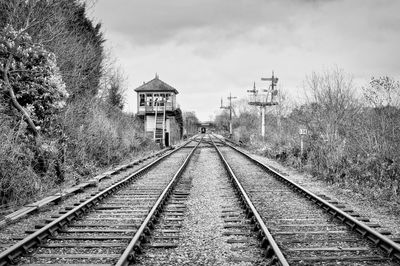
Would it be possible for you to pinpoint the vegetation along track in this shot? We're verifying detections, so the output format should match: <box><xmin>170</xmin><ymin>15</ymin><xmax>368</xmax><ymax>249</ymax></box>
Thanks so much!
<box><xmin>0</xmin><ymin>136</ymin><xmax>202</xmax><ymax>266</ymax></box>
<box><xmin>212</xmin><ymin>134</ymin><xmax>400</xmax><ymax>265</ymax></box>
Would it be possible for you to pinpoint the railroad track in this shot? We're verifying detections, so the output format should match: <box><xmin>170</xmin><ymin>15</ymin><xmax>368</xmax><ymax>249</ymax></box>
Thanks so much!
<box><xmin>134</xmin><ymin>136</ymin><xmax>283</xmax><ymax>265</ymax></box>
<box><xmin>212</xmin><ymin>134</ymin><xmax>400</xmax><ymax>265</ymax></box>
<box><xmin>0</xmin><ymin>147</ymin><xmax>173</xmax><ymax>230</ymax></box>
<box><xmin>0</xmin><ymin>137</ymin><xmax>202</xmax><ymax>265</ymax></box>
<box><xmin>1</xmin><ymin>133</ymin><xmax>399</xmax><ymax>265</ymax></box>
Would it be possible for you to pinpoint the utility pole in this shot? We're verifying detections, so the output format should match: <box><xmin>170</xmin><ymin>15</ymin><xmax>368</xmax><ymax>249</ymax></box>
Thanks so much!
<box><xmin>247</xmin><ymin>71</ymin><xmax>279</xmax><ymax>141</ymax></box>
<box><xmin>262</xmin><ymin>71</ymin><xmax>280</xmax><ymax>138</ymax></box>
<box><xmin>220</xmin><ymin>92</ymin><xmax>237</xmax><ymax>138</ymax></box>
<box><xmin>261</xmin><ymin>71</ymin><xmax>279</xmax><ymax>93</ymax></box>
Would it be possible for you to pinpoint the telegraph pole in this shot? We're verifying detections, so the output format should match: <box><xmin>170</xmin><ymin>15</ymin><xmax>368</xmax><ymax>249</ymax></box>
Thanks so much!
<box><xmin>247</xmin><ymin>71</ymin><xmax>279</xmax><ymax>140</ymax></box>
<box><xmin>261</xmin><ymin>71</ymin><xmax>278</xmax><ymax>93</ymax></box>
<box><xmin>220</xmin><ymin>92</ymin><xmax>237</xmax><ymax>138</ymax></box>
<box><xmin>261</xmin><ymin>71</ymin><xmax>279</xmax><ymax>139</ymax></box>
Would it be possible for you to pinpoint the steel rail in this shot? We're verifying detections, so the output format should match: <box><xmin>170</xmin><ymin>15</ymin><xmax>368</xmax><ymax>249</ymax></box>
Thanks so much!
<box><xmin>215</xmin><ymin>134</ymin><xmax>400</xmax><ymax>262</ymax></box>
<box><xmin>210</xmin><ymin>136</ymin><xmax>289</xmax><ymax>266</ymax></box>
<box><xmin>0</xmin><ymin>138</ymin><xmax>196</xmax><ymax>266</ymax></box>
<box><xmin>116</xmin><ymin>135</ymin><xmax>203</xmax><ymax>266</ymax></box>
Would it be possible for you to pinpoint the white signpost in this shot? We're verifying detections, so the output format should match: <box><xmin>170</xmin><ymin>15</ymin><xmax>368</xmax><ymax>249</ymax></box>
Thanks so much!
<box><xmin>299</xmin><ymin>127</ymin><xmax>308</xmax><ymax>156</ymax></box>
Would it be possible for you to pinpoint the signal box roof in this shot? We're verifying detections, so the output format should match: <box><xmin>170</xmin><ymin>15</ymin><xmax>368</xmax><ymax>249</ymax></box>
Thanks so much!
<box><xmin>134</xmin><ymin>75</ymin><xmax>179</xmax><ymax>94</ymax></box>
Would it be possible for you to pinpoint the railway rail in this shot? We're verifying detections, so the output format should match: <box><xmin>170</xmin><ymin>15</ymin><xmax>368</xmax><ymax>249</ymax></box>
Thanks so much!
<box><xmin>0</xmin><ymin>147</ymin><xmax>173</xmax><ymax>228</ymax></box>
<box><xmin>0</xmin><ymin>133</ymin><xmax>398</xmax><ymax>265</ymax></box>
<box><xmin>212</xmin><ymin>134</ymin><xmax>400</xmax><ymax>265</ymax></box>
<box><xmin>0</xmin><ymin>137</ymin><xmax>202</xmax><ymax>265</ymax></box>
<box><xmin>135</xmin><ymin>137</ymin><xmax>282</xmax><ymax>265</ymax></box>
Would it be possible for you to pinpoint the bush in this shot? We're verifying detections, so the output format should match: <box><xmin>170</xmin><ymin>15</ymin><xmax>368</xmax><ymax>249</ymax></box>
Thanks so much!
<box><xmin>63</xmin><ymin>99</ymin><xmax>155</xmax><ymax>170</ymax></box>
<box><xmin>0</xmin><ymin>122</ymin><xmax>41</xmax><ymax>205</ymax></box>
<box><xmin>0</xmin><ymin>98</ymin><xmax>157</xmax><ymax>206</ymax></box>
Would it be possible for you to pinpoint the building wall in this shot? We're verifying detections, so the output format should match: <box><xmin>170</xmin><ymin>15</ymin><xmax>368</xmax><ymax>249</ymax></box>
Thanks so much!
<box><xmin>166</xmin><ymin>117</ymin><xmax>171</xmax><ymax>132</ymax></box>
<box><xmin>145</xmin><ymin>114</ymin><xmax>175</xmax><ymax>146</ymax></box>
<box><xmin>145</xmin><ymin>115</ymin><xmax>171</xmax><ymax>133</ymax></box>
<box><xmin>145</xmin><ymin>115</ymin><xmax>155</xmax><ymax>132</ymax></box>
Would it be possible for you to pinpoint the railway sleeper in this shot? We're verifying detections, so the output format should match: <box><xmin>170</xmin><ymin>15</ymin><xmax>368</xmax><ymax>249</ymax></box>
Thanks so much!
<box><xmin>289</xmin><ymin>255</ymin><xmax>389</xmax><ymax>264</ymax></box>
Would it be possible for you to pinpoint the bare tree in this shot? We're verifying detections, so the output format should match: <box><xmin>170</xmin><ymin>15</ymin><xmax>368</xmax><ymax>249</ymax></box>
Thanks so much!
<box><xmin>305</xmin><ymin>68</ymin><xmax>359</xmax><ymax>142</ymax></box>
<box><xmin>357</xmin><ymin>76</ymin><xmax>400</xmax><ymax>158</ymax></box>
<box><xmin>183</xmin><ymin>111</ymin><xmax>200</xmax><ymax>136</ymax></box>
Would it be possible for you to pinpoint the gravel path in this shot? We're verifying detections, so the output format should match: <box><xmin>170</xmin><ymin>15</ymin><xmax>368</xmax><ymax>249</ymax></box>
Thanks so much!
<box><xmin>136</xmin><ymin>145</ymin><xmax>268</xmax><ymax>265</ymax></box>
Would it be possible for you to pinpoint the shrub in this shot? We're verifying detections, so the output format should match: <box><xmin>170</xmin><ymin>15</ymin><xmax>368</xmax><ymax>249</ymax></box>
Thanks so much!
<box><xmin>0</xmin><ymin>121</ymin><xmax>41</xmax><ymax>205</ymax></box>
<box><xmin>63</xmin><ymin>99</ymin><xmax>154</xmax><ymax>171</ymax></box>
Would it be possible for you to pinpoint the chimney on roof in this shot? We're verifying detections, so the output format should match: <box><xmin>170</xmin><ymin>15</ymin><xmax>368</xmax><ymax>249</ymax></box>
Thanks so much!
<box><xmin>155</xmin><ymin>73</ymin><xmax>159</xmax><ymax>79</ymax></box>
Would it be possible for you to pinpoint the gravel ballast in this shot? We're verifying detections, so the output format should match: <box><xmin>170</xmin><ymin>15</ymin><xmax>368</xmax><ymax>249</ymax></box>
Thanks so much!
<box><xmin>136</xmin><ymin>144</ymin><xmax>268</xmax><ymax>265</ymax></box>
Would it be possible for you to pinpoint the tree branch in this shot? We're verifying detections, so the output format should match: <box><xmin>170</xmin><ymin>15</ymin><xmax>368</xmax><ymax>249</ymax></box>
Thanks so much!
<box><xmin>4</xmin><ymin>54</ymin><xmax>39</xmax><ymax>136</ymax></box>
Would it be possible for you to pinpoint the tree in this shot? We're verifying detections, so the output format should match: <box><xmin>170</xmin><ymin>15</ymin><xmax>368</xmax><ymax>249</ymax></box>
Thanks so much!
<box><xmin>0</xmin><ymin>0</ymin><xmax>104</xmax><ymax>100</ymax></box>
<box><xmin>364</xmin><ymin>76</ymin><xmax>400</xmax><ymax>108</ymax></box>
<box><xmin>355</xmin><ymin>76</ymin><xmax>400</xmax><ymax>159</ymax></box>
<box><xmin>214</xmin><ymin>110</ymin><xmax>230</xmax><ymax>132</ymax></box>
<box><xmin>102</xmin><ymin>68</ymin><xmax>125</xmax><ymax>110</ymax></box>
<box><xmin>0</xmin><ymin>24</ymin><xmax>68</xmax><ymax>136</ymax></box>
<box><xmin>305</xmin><ymin>68</ymin><xmax>359</xmax><ymax>142</ymax></box>
<box><xmin>183</xmin><ymin>111</ymin><xmax>199</xmax><ymax>136</ymax></box>
<box><xmin>229</xmin><ymin>99</ymin><xmax>259</xmax><ymax>143</ymax></box>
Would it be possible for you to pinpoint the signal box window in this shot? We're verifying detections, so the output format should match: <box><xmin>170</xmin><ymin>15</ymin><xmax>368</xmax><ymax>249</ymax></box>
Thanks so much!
<box><xmin>153</xmin><ymin>94</ymin><xmax>159</xmax><ymax>106</ymax></box>
<box><xmin>146</xmin><ymin>93</ymin><xmax>152</xmax><ymax>106</ymax></box>
<box><xmin>160</xmin><ymin>93</ymin><xmax>165</xmax><ymax>106</ymax></box>
<box><xmin>139</xmin><ymin>94</ymin><xmax>145</xmax><ymax>106</ymax></box>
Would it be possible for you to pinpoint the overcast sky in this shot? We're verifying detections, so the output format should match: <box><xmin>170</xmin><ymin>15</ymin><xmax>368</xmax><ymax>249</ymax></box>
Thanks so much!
<box><xmin>91</xmin><ymin>0</ymin><xmax>400</xmax><ymax>121</ymax></box>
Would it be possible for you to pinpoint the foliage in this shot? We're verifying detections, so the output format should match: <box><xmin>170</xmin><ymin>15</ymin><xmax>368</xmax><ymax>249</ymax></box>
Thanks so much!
<box><xmin>170</xmin><ymin>117</ymin><xmax>183</xmax><ymax>145</ymax></box>
<box><xmin>214</xmin><ymin>110</ymin><xmax>230</xmax><ymax>133</ymax></box>
<box><xmin>102</xmin><ymin>68</ymin><xmax>125</xmax><ymax>110</ymax></box>
<box><xmin>173</xmin><ymin>107</ymin><xmax>184</xmax><ymax>138</ymax></box>
<box><xmin>0</xmin><ymin>25</ymin><xmax>68</xmax><ymax>134</ymax></box>
<box><xmin>216</xmin><ymin>69</ymin><xmax>400</xmax><ymax>211</ymax></box>
<box><xmin>364</xmin><ymin>76</ymin><xmax>400</xmax><ymax>108</ymax></box>
<box><xmin>0</xmin><ymin>0</ymin><xmax>104</xmax><ymax>99</ymax></box>
<box><xmin>183</xmin><ymin>111</ymin><xmax>200</xmax><ymax>136</ymax></box>
<box><xmin>0</xmin><ymin>0</ymin><xmax>158</xmax><ymax>207</ymax></box>
<box><xmin>107</xmin><ymin>82</ymin><xmax>124</xmax><ymax>110</ymax></box>
<box><xmin>63</xmin><ymin>99</ymin><xmax>153</xmax><ymax>169</ymax></box>
<box><xmin>0</xmin><ymin>120</ymin><xmax>43</xmax><ymax>205</ymax></box>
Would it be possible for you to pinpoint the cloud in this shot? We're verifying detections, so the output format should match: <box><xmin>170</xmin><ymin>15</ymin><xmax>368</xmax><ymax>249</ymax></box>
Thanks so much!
<box><xmin>93</xmin><ymin>0</ymin><xmax>318</xmax><ymax>45</ymax></box>
<box><xmin>92</xmin><ymin>0</ymin><xmax>400</xmax><ymax>120</ymax></box>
